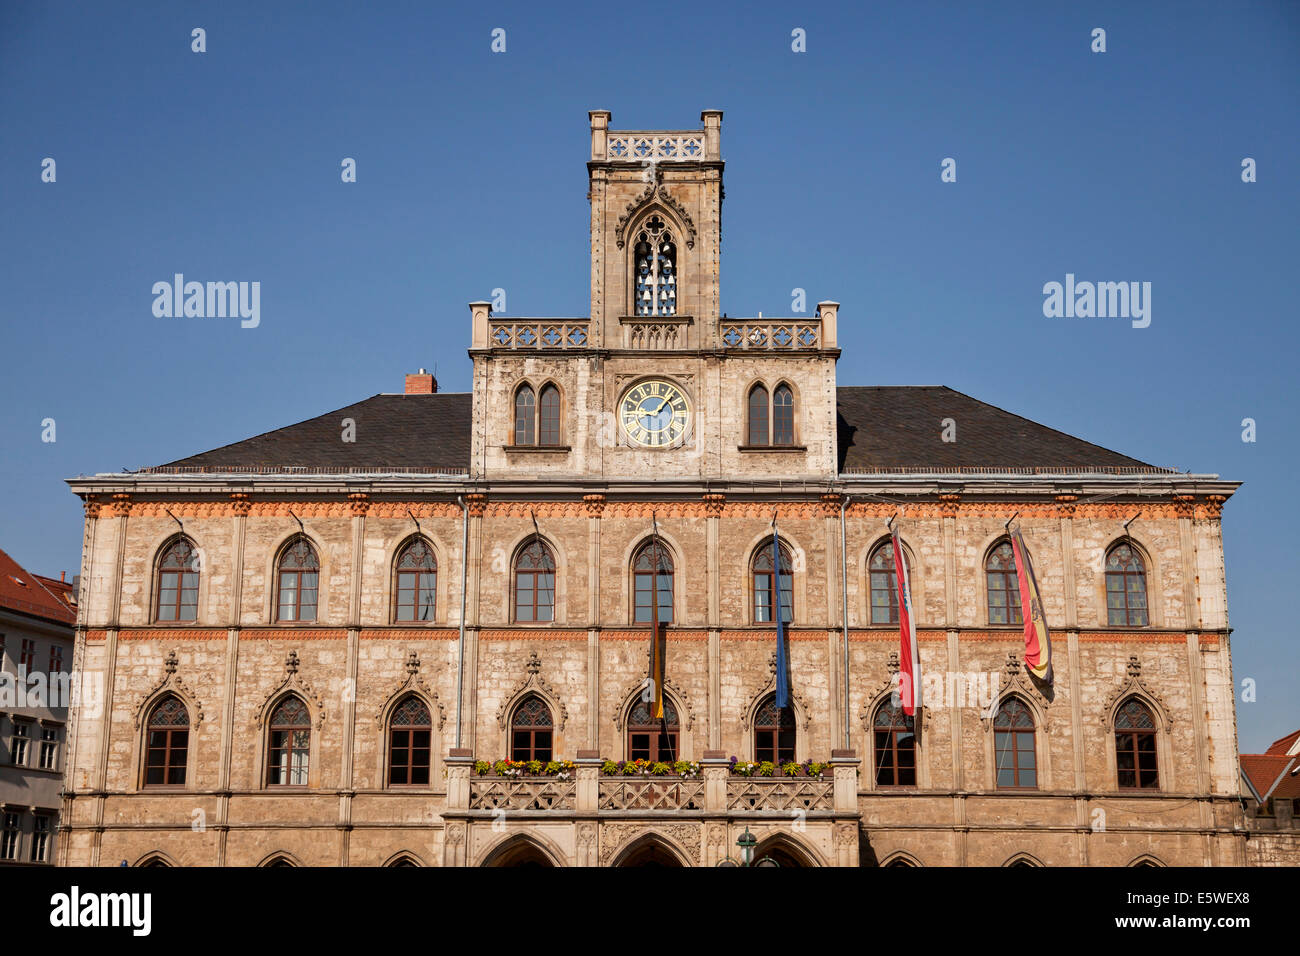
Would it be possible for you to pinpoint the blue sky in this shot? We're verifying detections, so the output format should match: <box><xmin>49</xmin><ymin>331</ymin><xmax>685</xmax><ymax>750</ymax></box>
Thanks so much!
<box><xmin>1</xmin><ymin>1</ymin><xmax>1296</xmax><ymax>751</ymax></box>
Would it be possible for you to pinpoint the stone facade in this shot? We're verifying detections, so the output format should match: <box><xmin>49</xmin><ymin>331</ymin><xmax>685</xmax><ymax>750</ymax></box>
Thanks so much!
<box><xmin>58</xmin><ymin>111</ymin><xmax>1251</xmax><ymax>867</ymax></box>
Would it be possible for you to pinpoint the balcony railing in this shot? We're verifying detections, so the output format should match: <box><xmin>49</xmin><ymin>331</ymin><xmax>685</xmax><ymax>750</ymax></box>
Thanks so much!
<box><xmin>599</xmin><ymin>777</ymin><xmax>706</xmax><ymax>812</ymax></box>
<box><xmin>488</xmin><ymin>319</ymin><xmax>591</xmax><ymax>350</ymax></box>
<box><xmin>469</xmin><ymin>777</ymin><xmax>577</xmax><ymax>812</ymax></box>
<box><xmin>719</xmin><ymin>319</ymin><xmax>821</xmax><ymax>350</ymax></box>
<box><xmin>727</xmin><ymin>777</ymin><xmax>833</xmax><ymax>812</ymax></box>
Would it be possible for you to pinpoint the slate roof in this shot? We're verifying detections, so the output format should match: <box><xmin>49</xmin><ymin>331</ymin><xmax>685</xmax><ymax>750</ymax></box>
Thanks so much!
<box><xmin>0</xmin><ymin>548</ymin><xmax>77</xmax><ymax>626</ymax></box>
<box><xmin>145</xmin><ymin>386</ymin><xmax>1156</xmax><ymax>474</ymax></box>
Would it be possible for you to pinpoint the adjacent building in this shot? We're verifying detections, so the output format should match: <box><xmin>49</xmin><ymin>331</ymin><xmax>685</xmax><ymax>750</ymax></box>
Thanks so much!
<box><xmin>1</xmin><ymin>548</ymin><xmax>76</xmax><ymax>866</ymax></box>
<box><xmin>59</xmin><ymin>111</ymin><xmax>1250</xmax><ymax>866</ymax></box>
<box><xmin>1240</xmin><ymin>729</ymin><xmax>1300</xmax><ymax>866</ymax></box>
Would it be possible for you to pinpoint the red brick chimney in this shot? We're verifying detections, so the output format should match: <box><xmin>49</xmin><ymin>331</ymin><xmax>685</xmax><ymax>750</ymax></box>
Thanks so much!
<box><xmin>404</xmin><ymin>368</ymin><xmax>437</xmax><ymax>394</ymax></box>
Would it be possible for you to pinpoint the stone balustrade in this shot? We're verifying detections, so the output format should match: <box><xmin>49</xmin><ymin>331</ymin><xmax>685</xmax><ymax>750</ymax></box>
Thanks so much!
<box><xmin>487</xmin><ymin>319</ymin><xmax>591</xmax><ymax>350</ymax></box>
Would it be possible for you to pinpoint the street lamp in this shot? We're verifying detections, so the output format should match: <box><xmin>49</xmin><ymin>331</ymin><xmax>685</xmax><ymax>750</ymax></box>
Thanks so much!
<box><xmin>715</xmin><ymin>826</ymin><xmax>779</xmax><ymax>867</ymax></box>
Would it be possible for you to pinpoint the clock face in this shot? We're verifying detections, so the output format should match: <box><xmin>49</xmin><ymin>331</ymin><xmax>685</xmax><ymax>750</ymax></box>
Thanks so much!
<box><xmin>619</xmin><ymin>379</ymin><xmax>691</xmax><ymax>448</ymax></box>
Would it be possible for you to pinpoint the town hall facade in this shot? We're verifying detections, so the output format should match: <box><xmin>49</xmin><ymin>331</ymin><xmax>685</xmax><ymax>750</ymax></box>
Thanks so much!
<box><xmin>59</xmin><ymin>111</ymin><xmax>1246</xmax><ymax>867</ymax></box>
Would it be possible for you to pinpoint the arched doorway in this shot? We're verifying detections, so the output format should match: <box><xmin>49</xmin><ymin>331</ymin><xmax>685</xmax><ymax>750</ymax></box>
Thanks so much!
<box><xmin>612</xmin><ymin>834</ymin><xmax>690</xmax><ymax>867</ymax></box>
<box><xmin>480</xmin><ymin>835</ymin><xmax>561</xmax><ymax>868</ymax></box>
<box><xmin>752</xmin><ymin>837</ymin><xmax>819</xmax><ymax>868</ymax></box>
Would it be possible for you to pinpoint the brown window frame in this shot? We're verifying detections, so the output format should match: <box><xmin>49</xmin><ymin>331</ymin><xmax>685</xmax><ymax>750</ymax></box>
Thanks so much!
<box><xmin>387</xmin><ymin>696</ymin><xmax>433</xmax><ymax>787</ymax></box>
<box><xmin>513</xmin><ymin>539</ymin><xmax>556</xmax><ymax>623</ymax></box>
<box><xmin>143</xmin><ymin>695</ymin><xmax>190</xmax><ymax>787</ymax></box>
<box><xmin>514</xmin><ymin>384</ymin><xmax>536</xmax><ymax>445</ymax></box>
<box><xmin>1114</xmin><ymin>698</ymin><xmax>1159</xmax><ymax>790</ymax></box>
<box><xmin>873</xmin><ymin>701</ymin><xmax>916</xmax><ymax>788</ymax></box>
<box><xmin>753</xmin><ymin>695</ymin><xmax>795</xmax><ymax>765</ymax></box>
<box><xmin>626</xmin><ymin>698</ymin><xmax>679</xmax><ymax>763</ymax></box>
<box><xmin>156</xmin><ymin>537</ymin><xmax>200</xmax><ymax>623</ymax></box>
<box><xmin>267</xmin><ymin>696</ymin><xmax>311</xmax><ymax>787</ymax></box>
<box><xmin>868</xmin><ymin>542</ymin><xmax>907</xmax><ymax>625</ymax></box>
<box><xmin>993</xmin><ymin>697</ymin><xmax>1037</xmax><ymax>790</ymax></box>
<box><xmin>752</xmin><ymin>540</ymin><xmax>793</xmax><ymax>625</ymax></box>
<box><xmin>986</xmin><ymin>541</ymin><xmax>1022</xmax><ymax>626</ymax></box>
<box><xmin>393</xmin><ymin>538</ymin><xmax>437</xmax><ymax>623</ymax></box>
<box><xmin>1105</xmin><ymin>542</ymin><xmax>1149</xmax><ymax>627</ymax></box>
<box><xmin>275</xmin><ymin>537</ymin><xmax>320</xmax><ymax>623</ymax></box>
<box><xmin>632</xmin><ymin>539</ymin><xmax>673</xmax><ymax>624</ymax></box>
<box><xmin>747</xmin><ymin>384</ymin><xmax>769</xmax><ymax>446</ymax></box>
<box><xmin>538</xmin><ymin>383</ymin><xmax>562</xmax><ymax>446</ymax></box>
<box><xmin>510</xmin><ymin>695</ymin><xmax>553</xmax><ymax>763</ymax></box>
<box><xmin>772</xmin><ymin>383</ymin><xmax>795</xmax><ymax>446</ymax></box>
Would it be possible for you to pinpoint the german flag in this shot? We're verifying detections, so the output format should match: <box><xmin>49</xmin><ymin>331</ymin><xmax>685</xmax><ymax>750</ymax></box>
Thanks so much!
<box><xmin>1010</xmin><ymin>527</ymin><xmax>1053</xmax><ymax>688</ymax></box>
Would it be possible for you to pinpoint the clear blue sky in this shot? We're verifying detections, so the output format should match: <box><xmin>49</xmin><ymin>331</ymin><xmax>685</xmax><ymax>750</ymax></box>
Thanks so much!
<box><xmin>1</xmin><ymin>1</ymin><xmax>1296</xmax><ymax>751</ymax></box>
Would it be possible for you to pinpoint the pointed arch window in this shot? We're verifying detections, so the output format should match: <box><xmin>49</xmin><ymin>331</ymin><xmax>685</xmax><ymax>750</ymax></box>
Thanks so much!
<box><xmin>394</xmin><ymin>538</ymin><xmax>437</xmax><ymax>622</ymax></box>
<box><xmin>868</xmin><ymin>542</ymin><xmax>909</xmax><ymax>625</ymax></box>
<box><xmin>632</xmin><ymin>540</ymin><xmax>673</xmax><ymax>624</ymax></box>
<box><xmin>387</xmin><ymin>696</ymin><xmax>432</xmax><ymax>786</ymax></box>
<box><xmin>627</xmin><ymin>697</ymin><xmax>679</xmax><ymax>762</ymax></box>
<box><xmin>1115</xmin><ymin>698</ymin><xmax>1159</xmax><ymax>790</ymax></box>
<box><xmin>747</xmin><ymin>385</ymin><xmax>769</xmax><ymax>446</ymax></box>
<box><xmin>514</xmin><ymin>384</ymin><xmax>536</xmax><ymax>445</ymax></box>
<box><xmin>267</xmin><ymin>696</ymin><xmax>310</xmax><ymax>786</ymax></box>
<box><xmin>539</xmin><ymin>384</ymin><xmax>561</xmax><ymax>445</ymax></box>
<box><xmin>510</xmin><ymin>695</ymin><xmax>553</xmax><ymax>762</ymax></box>
<box><xmin>633</xmin><ymin>215</ymin><xmax>677</xmax><ymax>317</ymax></box>
<box><xmin>144</xmin><ymin>695</ymin><xmax>189</xmax><ymax>787</ymax></box>
<box><xmin>773</xmin><ymin>384</ymin><xmax>795</xmax><ymax>445</ymax></box>
<box><xmin>514</xmin><ymin>539</ymin><xmax>556</xmax><ymax>623</ymax></box>
<box><xmin>1106</xmin><ymin>543</ymin><xmax>1148</xmax><ymax>627</ymax></box>
<box><xmin>753</xmin><ymin>541</ymin><xmax>793</xmax><ymax>624</ymax></box>
<box><xmin>276</xmin><ymin>538</ymin><xmax>319</xmax><ymax>623</ymax></box>
<box><xmin>873</xmin><ymin>701</ymin><xmax>916</xmax><ymax>787</ymax></box>
<box><xmin>754</xmin><ymin>695</ymin><xmax>795</xmax><ymax>765</ymax></box>
<box><xmin>986</xmin><ymin>541</ymin><xmax>1022</xmax><ymax>626</ymax></box>
<box><xmin>156</xmin><ymin>538</ymin><xmax>200</xmax><ymax>623</ymax></box>
<box><xmin>993</xmin><ymin>698</ymin><xmax>1037</xmax><ymax>789</ymax></box>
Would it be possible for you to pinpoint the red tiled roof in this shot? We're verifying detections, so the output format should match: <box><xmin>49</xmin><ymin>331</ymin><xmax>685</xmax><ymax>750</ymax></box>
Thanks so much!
<box><xmin>1265</xmin><ymin>729</ymin><xmax>1300</xmax><ymax>757</ymax></box>
<box><xmin>1240</xmin><ymin>754</ymin><xmax>1297</xmax><ymax>802</ymax></box>
<box><xmin>0</xmin><ymin>548</ymin><xmax>77</xmax><ymax>626</ymax></box>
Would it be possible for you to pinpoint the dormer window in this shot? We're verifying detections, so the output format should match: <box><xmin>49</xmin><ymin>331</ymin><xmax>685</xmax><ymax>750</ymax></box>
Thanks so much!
<box><xmin>634</xmin><ymin>215</ymin><xmax>677</xmax><ymax>317</ymax></box>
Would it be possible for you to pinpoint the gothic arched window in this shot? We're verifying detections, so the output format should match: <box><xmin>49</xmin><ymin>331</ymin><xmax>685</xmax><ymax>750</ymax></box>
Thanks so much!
<box><xmin>754</xmin><ymin>694</ymin><xmax>795</xmax><ymax>765</ymax></box>
<box><xmin>993</xmin><ymin>698</ymin><xmax>1037</xmax><ymax>789</ymax></box>
<box><xmin>747</xmin><ymin>384</ymin><xmax>769</xmax><ymax>446</ymax></box>
<box><xmin>873</xmin><ymin>701</ymin><xmax>916</xmax><ymax>787</ymax></box>
<box><xmin>394</xmin><ymin>538</ymin><xmax>437</xmax><ymax>622</ymax></box>
<box><xmin>773</xmin><ymin>384</ymin><xmax>795</xmax><ymax>445</ymax></box>
<box><xmin>387</xmin><ymin>696</ymin><xmax>432</xmax><ymax>786</ymax></box>
<box><xmin>633</xmin><ymin>216</ymin><xmax>677</xmax><ymax>317</ymax></box>
<box><xmin>868</xmin><ymin>542</ymin><xmax>908</xmax><ymax>625</ymax></box>
<box><xmin>539</xmin><ymin>384</ymin><xmax>561</xmax><ymax>446</ymax></box>
<box><xmin>156</xmin><ymin>537</ymin><xmax>200</xmax><ymax>623</ymax></box>
<box><xmin>1114</xmin><ymin>698</ymin><xmax>1159</xmax><ymax>790</ymax></box>
<box><xmin>752</xmin><ymin>540</ymin><xmax>793</xmax><ymax>624</ymax></box>
<box><xmin>514</xmin><ymin>539</ymin><xmax>556</xmax><ymax>623</ymax></box>
<box><xmin>514</xmin><ymin>384</ymin><xmax>536</xmax><ymax>446</ymax></box>
<box><xmin>632</xmin><ymin>539</ymin><xmax>673</xmax><ymax>624</ymax></box>
<box><xmin>266</xmin><ymin>696</ymin><xmax>310</xmax><ymax>786</ymax></box>
<box><xmin>1106</xmin><ymin>543</ymin><xmax>1148</xmax><ymax>627</ymax></box>
<box><xmin>986</xmin><ymin>541</ymin><xmax>1022</xmax><ymax>626</ymax></box>
<box><xmin>276</xmin><ymin>538</ymin><xmax>319</xmax><ymax>623</ymax></box>
<box><xmin>510</xmin><ymin>695</ymin><xmax>553</xmax><ymax>762</ymax></box>
<box><xmin>626</xmin><ymin>697</ymin><xmax>679</xmax><ymax>762</ymax></box>
<box><xmin>144</xmin><ymin>695</ymin><xmax>189</xmax><ymax>787</ymax></box>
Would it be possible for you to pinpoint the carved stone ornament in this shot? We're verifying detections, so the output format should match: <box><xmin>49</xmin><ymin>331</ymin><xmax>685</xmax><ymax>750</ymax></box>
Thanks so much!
<box><xmin>1101</xmin><ymin>655</ymin><xmax>1172</xmax><ymax>729</ymax></box>
<box><xmin>132</xmin><ymin>649</ymin><xmax>205</xmax><ymax>731</ymax></box>
<box><xmin>495</xmin><ymin>651</ymin><xmax>568</xmax><ymax>730</ymax></box>
<box><xmin>614</xmin><ymin>173</ymin><xmax>697</xmax><ymax>250</ymax></box>
<box><xmin>253</xmin><ymin>650</ymin><xmax>326</xmax><ymax>730</ymax></box>
<box><xmin>980</xmin><ymin>653</ymin><xmax>1050</xmax><ymax>732</ymax></box>
<box><xmin>740</xmin><ymin>652</ymin><xmax>812</xmax><ymax>731</ymax></box>
<box><xmin>373</xmin><ymin>651</ymin><xmax>446</xmax><ymax>729</ymax></box>
<box><xmin>613</xmin><ymin>675</ymin><xmax>696</xmax><ymax>731</ymax></box>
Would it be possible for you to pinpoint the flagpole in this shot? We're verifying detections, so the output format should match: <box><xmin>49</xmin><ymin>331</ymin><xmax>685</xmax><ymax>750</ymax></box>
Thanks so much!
<box><xmin>649</xmin><ymin>513</ymin><xmax>675</xmax><ymax>763</ymax></box>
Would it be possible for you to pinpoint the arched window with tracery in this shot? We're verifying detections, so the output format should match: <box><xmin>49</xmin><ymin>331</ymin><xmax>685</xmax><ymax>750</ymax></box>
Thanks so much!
<box><xmin>266</xmin><ymin>696</ymin><xmax>310</xmax><ymax>786</ymax></box>
<box><xmin>633</xmin><ymin>215</ymin><xmax>677</xmax><ymax>317</ymax></box>
<box><xmin>387</xmin><ymin>696</ymin><xmax>432</xmax><ymax>786</ymax></box>
<box><xmin>773</xmin><ymin>384</ymin><xmax>795</xmax><ymax>445</ymax></box>
<box><xmin>144</xmin><ymin>695</ymin><xmax>189</xmax><ymax>787</ymax></box>
<box><xmin>510</xmin><ymin>695</ymin><xmax>553</xmax><ymax>762</ymax></box>
<box><xmin>752</xmin><ymin>540</ymin><xmax>793</xmax><ymax>624</ymax></box>
<box><xmin>394</xmin><ymin>538</ymin><xmax>437</xmax><ymax>622</ymax></box>
<box><xmin>1115</xmin><ymin>698</ymin><xmax>1159</xmax><ymax>790</ymax></box>
<box><xmin>1106</xmin><ymin>543</ymin><xmax>1148</xmax><ymax>626</ymax></box>
<box><xmin>539</xmin><ymin>384</ymin><xmax>561</xmax><ymax>446</ymax></box>
<box><xmin>514</xmin><ymin>384</ymin><xmax>536</xmax><ymax>445</ymax></box>
<box><xmin>753</xmin><ymin>695</ymin><xmax>795</xmax><ymax>764</ymax></box>
<box><xmin>747</xmin><ymin>384</ymin><xmax>769</xmax><ymax>446</ymax></box>
<box><xmin>156</xmin><ymin>537</ymin><xmax>200</xmax><ymax>623</ymax></box>
<box><xmin>276</xmin><ymin>538</ymin><xmax>319</xmax><ymax>623</ymax></box>
<box><xmin>626</xmin><ymin>697</ymin><xmax>679</xmax><ymax>762</ymax></box>
<box><xmin>868</xmin><ymin>542</ymin><xmax>908</xmax><ymax>625</ymax></box>
<box><xmin>993</xmin><ymin>698</ymin><xmax>1037</xmax><ymax>789</ymax></box>
<box><xmin>986</xmin><ymin>541</ymin><xmax>1022</xmax><ymax>626</ymax></box>
<box><xmin>873</xmin><ymin>700</ymin><xmax>916</xmax><ymax>787</ymax></box>
<box><xmin>514</xmin><ymin>539</ymin><xmax>556</xmax><ymax>623</ymax></box>
<box><xmin>632</xmin><ymin>539</ymin><xmax>673</xmax><ymax>624</ymax></box>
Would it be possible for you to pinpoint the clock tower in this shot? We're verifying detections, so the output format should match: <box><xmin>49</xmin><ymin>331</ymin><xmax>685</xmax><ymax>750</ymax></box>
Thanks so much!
<box><xmin>468</xmin><ymin>110</ymin><xmax>841</xmax><ymax>482</ymax></box>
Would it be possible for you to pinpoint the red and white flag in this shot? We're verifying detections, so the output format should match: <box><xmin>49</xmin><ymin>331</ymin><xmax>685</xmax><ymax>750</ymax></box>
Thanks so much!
<box><xmin>893</xmin><ymin>530</ymin><xmax>922</xmax><ymax>716</ymax></box>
